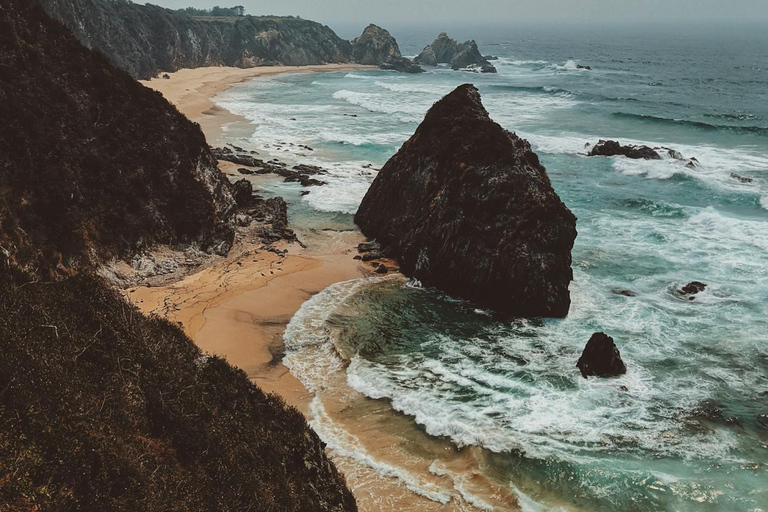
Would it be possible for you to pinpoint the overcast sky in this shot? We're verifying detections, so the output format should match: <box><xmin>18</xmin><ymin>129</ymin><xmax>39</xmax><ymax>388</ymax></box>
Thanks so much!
<box><xmin>147</xmin><ymin>0</ymin><xmax>768</xmax><ymax>26</ymax></box>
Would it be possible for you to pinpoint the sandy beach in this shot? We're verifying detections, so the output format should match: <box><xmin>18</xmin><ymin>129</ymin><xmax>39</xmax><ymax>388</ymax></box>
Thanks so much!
<box><xmin>132</xmin><ymin>65</ymin><xmax>512</xmax><ymax>512</ymax></box>
<box><xmin>139</xmin><ymin>64</ymin><xmax>376</xmax><ymax>145</ymax></box>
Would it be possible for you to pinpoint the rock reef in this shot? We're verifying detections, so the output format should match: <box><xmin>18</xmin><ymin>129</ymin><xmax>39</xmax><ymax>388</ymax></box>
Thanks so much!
<box><xmin>587</xmin><ymin>139</ymin><xmax>699</xmax><ymax>167</ymax></box>
<box><xmin>355</xmin><ymin>84</ymin><xmax>577</xmax><ymax>317</ymax></box>
<box><xmin>351</xmin><ymin>24</ymin><xmax>424</xmax><ymax>73</ymax></box>
<box><xmin>414</xmin><ymin>33</ymin><xmax>497</xmax><ymax>73</ymax></box>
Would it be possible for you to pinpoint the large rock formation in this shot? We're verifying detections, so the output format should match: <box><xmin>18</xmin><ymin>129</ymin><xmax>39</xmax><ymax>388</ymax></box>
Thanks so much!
<box><xmin>576</xmin><ymin>333</ymin><xmax>627</xmax><ymax>378</ymax></box>
<box><xmin>414</xmin><ymin>33</ymin><xmax>497</xmax><ymax>73</ymax></box>
<box><xmin>355</xmin><ymin>85</ymin><xmax>577</xmax><ymax>317</ymax></box>
<box><xmin>1</xmin><ymin>0</ymin><xmax>235</xmax><ymax>277</ymax></box>
<box><xmin>351</xmin><ymin>24</ymin><xmax>424</xmax><ymax>73</ymax></box>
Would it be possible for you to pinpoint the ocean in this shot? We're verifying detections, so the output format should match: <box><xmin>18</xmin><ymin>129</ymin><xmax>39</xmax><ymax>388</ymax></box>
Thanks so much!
<box><xmin>215</xmin><ymin>23</ymin><xmax>768</xmax><ymax>511</ymax></box>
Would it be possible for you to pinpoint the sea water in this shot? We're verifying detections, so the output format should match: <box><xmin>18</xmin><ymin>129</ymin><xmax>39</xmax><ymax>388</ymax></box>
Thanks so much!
<box><xmin>216</xmin><ymin>23</ymin><xmax>768</xmax><ymax>511</ymax></box>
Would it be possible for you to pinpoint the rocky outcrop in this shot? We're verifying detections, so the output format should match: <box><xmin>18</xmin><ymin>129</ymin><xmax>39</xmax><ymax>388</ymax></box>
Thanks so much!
<box><xmin>588</xmin><ymin>140</ymin><xmax>662</xmax><ymax>160</ymax></box>
<box><xmin>0</xmin><ymin>0</ymin><xmax>235</xmax><ymax>277</ymax></box>
<box><xmin>414</xmin><ymin>33</ymin><xmax>497</xmax><ymax>73</ymax></box>
<box><xmin>355</xmin><ymin>84</ymin><xmax>577</xmax><ymax>317</ymax></box>
<box><xmin>576</xmin><ymin>333</ymin><xmax>627</xmax><ymax>378</ymax></box>
<box><xmin>588</xmin><ymin>140</ymin><xmax>699</xmax><ymax>168</ymax></box>
<box><xmin>352</xmin><ymin>24</ymin><xmax>424</xmax><ymax>73</ymax></box>
<box><xmin>39</xmin><ymin>0</ymin><xmax>353</xmax><ymax>79</ymax></box>
<box><xmin>232</xmin><ymin>178</ymin><xmax>255</xmax><ymax>207</ymax></box>
<box><xmin>381</xmin><ymin>55</ymin><xmax>425</xmax><ymax>73</ymax></box>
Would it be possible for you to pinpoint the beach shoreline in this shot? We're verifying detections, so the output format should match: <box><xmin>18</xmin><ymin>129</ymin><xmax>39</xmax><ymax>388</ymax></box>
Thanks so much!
<box><xmin>139</xmin><ymin>64</ymin><xmax>376</xmax><ymax>145</ymax></box>
<box><xmin>135</xmin><ymin>64</ymin><xmax>376</xmax><ymax>411</ymax></box>
<box><xmin>132</xmin><ymin>65</ymin><xmax>514</xmax><ymax>512</ymax></box>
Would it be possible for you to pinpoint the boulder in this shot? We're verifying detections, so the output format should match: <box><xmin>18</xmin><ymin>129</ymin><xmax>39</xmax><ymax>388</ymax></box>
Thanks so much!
<box><xmin>354</xmin><ymin>84</ymin><xmax>577</xmax><ymax>317</ymax></box>
<box><xmin>351</xmin><ymin>24</ymin><xmax>423</xmax><ymax>73</ymax></box>
<box><xmin>231</xmin><ymin>178</ymin><xmax>254</xmax><ymax>207</ymax></box>
<box><xmin>576</xmin><ymin>332</ymin><xmax>627</xmax><ymax>378</ymax></box>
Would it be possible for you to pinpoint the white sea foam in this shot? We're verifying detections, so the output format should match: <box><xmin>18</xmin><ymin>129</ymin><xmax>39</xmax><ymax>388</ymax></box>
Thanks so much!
<box><xmin>309</xmin><ymin>397</ymin><xmax>453</xmax><ymax>504</ymax></box>
<box><xmin>374</xmin><ymin>80</ymin><xmax>453</xmax><ymax>95</ymax></box>
<box><xmin>554</xmin><ymin>59</ymin><xmax>582</xmax><ymax>71</ymax></box>
<box><xmin>687</xmin><ymin>206</ymin><xmax>768</xmax><ymax>251</ymax></box>
<box><xmin>512</xmin><ymin>486</ymin><xmax>570</xmax><ymax>512</ymax></box>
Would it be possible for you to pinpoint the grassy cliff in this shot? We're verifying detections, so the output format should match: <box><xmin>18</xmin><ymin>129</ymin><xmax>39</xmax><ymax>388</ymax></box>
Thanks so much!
<box><xmin>0</xmin><ymin>2</ymin><xmax>356</xmax><ymax>510</ymax></box>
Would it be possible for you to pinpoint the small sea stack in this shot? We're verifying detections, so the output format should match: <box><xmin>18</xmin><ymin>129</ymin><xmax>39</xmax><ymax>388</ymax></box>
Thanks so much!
<box><xmin>354</xmin><ymin>84</ymin><xmax>577</xmax><ymax>317</ymax></box>
<box><xmin>577</xmin><ymin>332</ymin><xmax>627</xmax><ymax>378</ymax></box>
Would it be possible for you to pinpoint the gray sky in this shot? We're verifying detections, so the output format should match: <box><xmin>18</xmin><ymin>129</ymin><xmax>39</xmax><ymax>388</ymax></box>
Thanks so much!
<box><xmin>147</xmin><ymin>0</ymin><xmax>768</xmax><ymax>25</ymax></box>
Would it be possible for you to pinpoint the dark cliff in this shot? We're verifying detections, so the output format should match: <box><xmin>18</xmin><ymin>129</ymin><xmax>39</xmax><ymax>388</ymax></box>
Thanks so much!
<box><xmin>39</xmin><ymin>0</ymin><xmax>353</xmax><ymax>79</ymax></box>
<box><xmin>355</xmin><ymin>85</ymin><xmax>577</xmax><ymax>317</ymax></box>
<box><xmin>0</xmin><ymin>3</ymin><xmax>356</xmax><ymax>510</ymax></box>
<box><xmin>0</xmin><ymin>0</ymin><xmax>235</xmax><ymax>277</ymax></box>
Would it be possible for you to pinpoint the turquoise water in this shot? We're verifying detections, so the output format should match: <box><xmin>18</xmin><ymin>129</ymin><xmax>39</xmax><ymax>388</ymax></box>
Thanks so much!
<box><xmin>217</xmin><ymin>24</ymin><xmax>768</xmax><ymax>511</ymax></box>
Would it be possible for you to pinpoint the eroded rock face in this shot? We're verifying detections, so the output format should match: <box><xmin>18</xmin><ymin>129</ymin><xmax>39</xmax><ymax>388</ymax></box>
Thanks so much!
<box><xmin>351</xmin><ymin>24</ymin><xmax>424</xmax><ymax>73</ymax></box>
<box><xmin>355</xmin><ymin>84</ymin><xmax>577</xmax><ymax>317</ymax></box>
<box><xmin>415</xmin><ymin>33</ymin><xmax>497</xmax><ymax>73</ymax></box>
<box><xmin>576</xmin><ymin>333</ymin><xmax>627</xmax><ymax>378</ymax></box>
<box><xmin>231</xmin><ymin>179</ymin><xmax>254</xmax><ymax>207</ymax></box>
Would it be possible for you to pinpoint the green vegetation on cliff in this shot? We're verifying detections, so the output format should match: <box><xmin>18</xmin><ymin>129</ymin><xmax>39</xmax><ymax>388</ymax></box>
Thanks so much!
<box><xmin>0</xmin><ymin>269</ymin><xmax>356</xmax><ymax>511</ymax></box>
<box><xmin>39</xmin><ymin>0</ymin><xmax>353</xmax><ymax>79</ymax></box>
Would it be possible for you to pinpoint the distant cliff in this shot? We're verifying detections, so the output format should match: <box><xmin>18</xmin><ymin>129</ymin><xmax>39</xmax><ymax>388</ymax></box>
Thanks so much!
<box><xmin>38</xmin><ymin>0</ymin><xmax>353</xmax><ymax>79</ymax></box>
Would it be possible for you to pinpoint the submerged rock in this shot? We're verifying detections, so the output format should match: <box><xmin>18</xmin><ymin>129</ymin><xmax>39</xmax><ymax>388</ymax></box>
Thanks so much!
<box><xmin>576</xmin><ymin>333</ymin><xmax>627</xmax><ymax>378</ymax></box>
<box><xmin>679</xmin><ymin>281</ymin><xmax>707</xmax><ymax>295</ymax></box>
<box><xmin>730</xmin><ymin>172</ymin><xmax>753</xmax><ymax>183</ymax></box>
<box><xmin>414</xmin><ymin>33</ymin><xmax>497</xmax><ymax>73</ymax></box>
<box><xmin>351</xmin><ymin>24</ymin><xmax>424</xmax><ymax>73</ymax></box>
<box><xmin>354</xmin><ymin>84</ymin><xmax>577</xmax><ymax>316</ymax></box>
